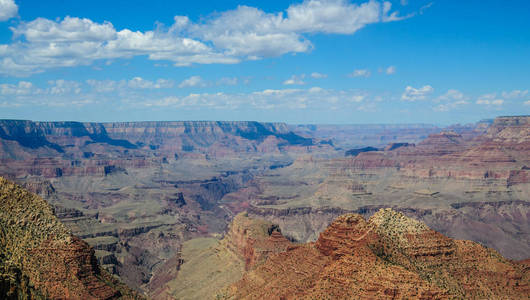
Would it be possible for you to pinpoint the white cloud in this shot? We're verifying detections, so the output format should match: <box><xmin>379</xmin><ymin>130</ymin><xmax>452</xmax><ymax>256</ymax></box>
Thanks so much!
<box><xmin>401</xmin><ymin>85</ymin><xmax>433</xmax><ymax>101</ymax></box>
<box><xmin>308</xmin><ymin>86</ymin><xmax>324</xmax><ymax>93</ymax></box>
<box><xmin>310</xmin><ymin>72</ymin><xmax>327</xmax><ymax>79</ymax></box>
<box><xmin>349</xmin><ymin>69</ymin><xmax>371</xmax><ymax>78</ymax></box>
<box><xmin>433</xmin><ymin>89</ymin><xmax>469</xmax><ymax>111</ymax></box>
<box><xmin>283</xmin><ymin>74</ymin><xmax>306</xmax><ymax>85</ymax></box>
<box><xmin>178</xmin><ymin>76</ymin><xmax>207</xmax><ymax>88</ymax></box>
<box><xmin>385</xmin><ymin>65</ymin><xmax>396</xmax><ymax>74</ymax></box>
<box><xmin>282</xmin><ymin>0</ymin><xmax>389</xmax><ymax>34</ymax></box>
<box><xmin>138</xmin><ymin>87</ymin><xmax>373</xmax><ymax>111</ymax></box>
<box><xmin>0</xmin><ymin>17</ymin><xmax>235</xmax><ymax>76</ymax></box>
<box><xmin>476</xmin><ymin>93</ymin><xmax>504</xmax><ymax>106</ymax></box>
<box><xmin>0</xmin><ymin>1</ymin><xmax>414</xmax><ymax>75</ymax></box>
<box><xmin>128</xmin><ymin>77</ymin><xmax>173</xmax><ymax>89</ymax></box>
<box><xmin>436</xmin><ymin>89</ymin><xmax>467</xmax><ymax>102</ymax></box>
<box><xmin>86</xmin><ymin>79</ymin><xmax>121</xmax><ymax>93</ymax></box>
<box><xmin>0</xmin><ymin>79</ymin><xmax>95</xmax><ymax>107</ymax></box>
<box><xmin>476</xmin><ymin>93</ymin><xmax>495</xmax><ymax>102</ymax></box>
<box><xmin>48</xmin><ymin>80</ymin><xmax>81</xmax><ymax>95</ymax></box>
<box><xmin>501</xmin><ymin>89</ymin><xmax>528</xmax><ymax>99</ymax></box>
<box><xmin>0</xmin><ymin>0</ymin><xmax>18</xmax><ymax>21</ymax></box>
<box><xmin>0</xmin><ymin>81</ymin><xmax>35</xmax><ymax>95</ymax></box>
<box><xmin>524</xmin><ymin>100</ymin><xmax>530</xmax><ymax>106</ymax></box>
<box><xmin>185</xmin><ymin>0</ymin><xmax>409</xmax><ymax>59</ymax></box>
<box><xmin>86</xmin><ymin>77</ymin><xmax>173</xmax><ymax>92</ymax></box>
<box><xmin>491</xmin><ymin>99</ymin><xmax>504</xmax><ymax>105</ymax></box>
<box><xmin>434</xmin><ymin>100</ymin><xmax>468</xmax><ymax>112</ymax></box>
<box><xmin>13</xmin><ymin>17</ymin><xmax>116</xmax><ymax>42</ymax></box>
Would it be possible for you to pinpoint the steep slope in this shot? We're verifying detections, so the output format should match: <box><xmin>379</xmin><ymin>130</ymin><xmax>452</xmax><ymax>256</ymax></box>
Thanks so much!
<box><xmin>0</xmin><ymin>177</ymin><xmax>140</xmax><ymax>299</ymax></box>
<box><xmin>221</xmin><ymin>209</ymin><xmax>529</xmax><ymax>299</ymax></box>
<box><xmin>148</xmin><ymin>213</ymin><xmax>291</xmax><ymax>300</ymax></box>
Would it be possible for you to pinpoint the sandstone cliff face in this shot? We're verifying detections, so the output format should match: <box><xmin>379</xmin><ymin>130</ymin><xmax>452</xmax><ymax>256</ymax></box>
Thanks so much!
<box><xmin>0</xmin><ymin>120</ymin><xmax>315</xmax><ymax>179</ymax></box>
<box><xmin>221</xmin><ymin>213</ymin><xmax>291</xmax><ymax>270</ymax></box>
<box><xmin>221</xmin><ymin>209</ymin><xmax>529</xmax><ymax>299</ymax></box>
<box><xmin>333</xmin><ymin>116</ymin><xmax>530</xmax><ymax>183</ymax></box>
<box><xmin>0</xmin><ymin>120</ymin><xmax>310</xmax><ymax>156</ymax></box>
<box><xmin>147</xmin><ymin>213</ymin><xmax>292</xmax><ymax>300</ymax></box>
<box><xmin>0</xmin><ymin>177</ymin><xmax>140</xmax><ymax>299</ymax></box>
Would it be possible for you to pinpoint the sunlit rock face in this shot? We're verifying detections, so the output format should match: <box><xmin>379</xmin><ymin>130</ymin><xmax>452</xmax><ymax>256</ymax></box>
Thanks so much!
<box><xmin>221</xmin><ymin>210</ymin><xmax>530</xmax><ymax>299</ymax></box>
<box><xmin>0</xmin><ymin>177</ymin><xmax>140</xmax><ymax>299</ymax></box>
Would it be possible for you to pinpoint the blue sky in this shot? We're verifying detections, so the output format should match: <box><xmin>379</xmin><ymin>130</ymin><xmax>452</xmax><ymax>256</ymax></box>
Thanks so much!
<box><xmin>0</xmin><ymin>0</ymin><xmax>529</xmax><ymax>124</ymax></box>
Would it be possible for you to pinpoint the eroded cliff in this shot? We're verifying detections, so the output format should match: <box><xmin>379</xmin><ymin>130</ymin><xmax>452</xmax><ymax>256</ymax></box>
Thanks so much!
<box><xmin>220</xmin><ymin>209</ymin><xmax>529</xmax><ymax>299</ymax></box>
<box><xmin>0</xmin><ymin>177</ymin><xmax>140</xmax><ymax>299</ymax></box>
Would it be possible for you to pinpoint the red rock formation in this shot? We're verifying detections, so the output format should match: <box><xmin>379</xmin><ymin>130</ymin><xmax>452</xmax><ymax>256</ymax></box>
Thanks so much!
<box><xmin>348</xmin><ymin>116</ymin><xmax>530</xmax><ymax>182</ymax></box>
<box><xmin>0</xmin><ymin>177</ymin><xmax>140</xmax><ymax>299</ymax></box>
<box><xmin>25</xmin><ymin>237</ymin><xmax>120</xmax><ymax>299</ymax></box>
<box><xmin>221</xmin><ymin>209</ymin><xmax>530</xmax><ymax>299</ymax></box>
<box><xmin>223</xmin><ymin>213</ymin><xmax>292</xmax><ymax>270</ymax></box>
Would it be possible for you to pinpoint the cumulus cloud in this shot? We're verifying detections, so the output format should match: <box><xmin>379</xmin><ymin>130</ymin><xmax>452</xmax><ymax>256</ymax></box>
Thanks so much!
<box><xmin>491</xmin><ymin>99</ymin><xmax>504</xmax><ymax>105</ymax></box>
<box><xmin>0</xmin><ymin>0</ymin><xmax>18</xmax><ymax>21</ymax></box>
<box><xmin>0</xmin><ymin>81</ymin><xmax>35</xmax><ymax>95</ymax></box>
<box><xmin>183</xmin><ymin>0</ymin><xmax>409</xmax><ymax>59</ymax></box>
<box><xmin>0</xmin><ymin>79</ymin><xmax>94</xmax><ymax>107</ymax></box>
<box><xmin>48</xmin><ymin>80</ymin><xmax>81</xmax><ymax>95</ymax></box>
<box><xmin>310</xmin><ymin>72</ymin><xmax>327</xmax><ymax>79</ymax></box>
<box><xmin>436</xmin><ymin>89</ymin><xmax>467</xmax><ymax>102</ymax></box>
<box><xmin>524</xmin><ymin>100</ymin><xmax>530</xmax><ymax>106</ymax></box>
<box><xmin>0</xmin><ymin>1</ymin><xmax>413</xmax><ymax>75</ymax></box>
<box><xmin>476</xmin><ymin>93</ymin><xmax>504</xmax><ymax>106</ymax></box>
<box><xmin>86</xmin><ymin>79</ymin><xmax>120</xmax><ymax>93</ymax></box>
<box><xmin>128</xmin><ymin>77</ymin><xmax>173</xmax><ymax>89</ymax></box>
<box><xmin>283</xmin><ymin>74</ymin><xmax>306</xmax><ymax>85</ymax></box>
<box><xmin>86</xmin><ymin>77</ymin><xmax>174</xmax><ymax>92</ymax></box>
<box><xmin>0</xmin><ymin>17</ymin><xmax>236</xmax><ymax>76</ymax></box>
<box><xmin>349</xmin><ymin>69</ymin><xmax>371</xmax><ymax>78</ymax></box>
<box><xmin>401</xmin><ymin>85</ymin><xmax>433</xmax><ymax>101</ymax></box>
<box><xmin>433</xmin><ymin>89</ymin><xmax>469</xmax><ymax>111</ymax></box>
<box><xmin>434</xmin><ymin>101</ymin><xmax>468</xmax><ymax>112</ymax></box>
<box><xmin>178</xmin><ymin>76</ymin><xmax>207</xmax><ymax>88</ymax></box>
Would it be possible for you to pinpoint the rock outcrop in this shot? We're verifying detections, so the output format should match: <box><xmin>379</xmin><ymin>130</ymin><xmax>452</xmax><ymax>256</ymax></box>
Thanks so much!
<box><xmin>148</xmin><ymin>213</ymin><xmax>292</xmax><ymax>300</ymax></box>
<box><xmin>0</xmin><ymin>177</ymin><xmax>140</xmax><ymax>299</ymax></box>
<box><xmin>221</xmin><ymin>209</ymin><xmax>529</xmax><ymax>299</ymax></box>
<box><xmin>222</xmin><ymin>213</ymin><xmax>292</xmax><ymax>270</ymax></box>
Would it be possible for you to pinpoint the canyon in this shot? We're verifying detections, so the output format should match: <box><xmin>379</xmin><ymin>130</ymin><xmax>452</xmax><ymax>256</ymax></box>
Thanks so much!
<box><xmin>0</xmin><ymin>116</ymin><xmax>528</xmax><ymax>298</ymax></box>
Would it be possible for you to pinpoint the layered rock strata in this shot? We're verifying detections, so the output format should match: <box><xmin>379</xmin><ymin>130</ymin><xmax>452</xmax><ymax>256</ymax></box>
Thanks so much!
<box><xmin>221</xmin><ymin>209</ymin><xmax>529</xmax><ymax>299</ymax></box>
<box><xmin>0</xmin><ymin>177</ymin><xmax>140</xmax><ymax>299</ymax></box>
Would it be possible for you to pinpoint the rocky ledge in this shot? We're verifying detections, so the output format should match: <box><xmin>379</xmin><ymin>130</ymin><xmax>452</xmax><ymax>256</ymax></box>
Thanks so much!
<box><xmin>220</xmin><ymin>208</ymin><xmax>529</xmax><ymax>299</ymax></box>
<box><xmin>0</xmin><ymin>177</ymin><xmax>141</xmax><ymax>299</ymax></box>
